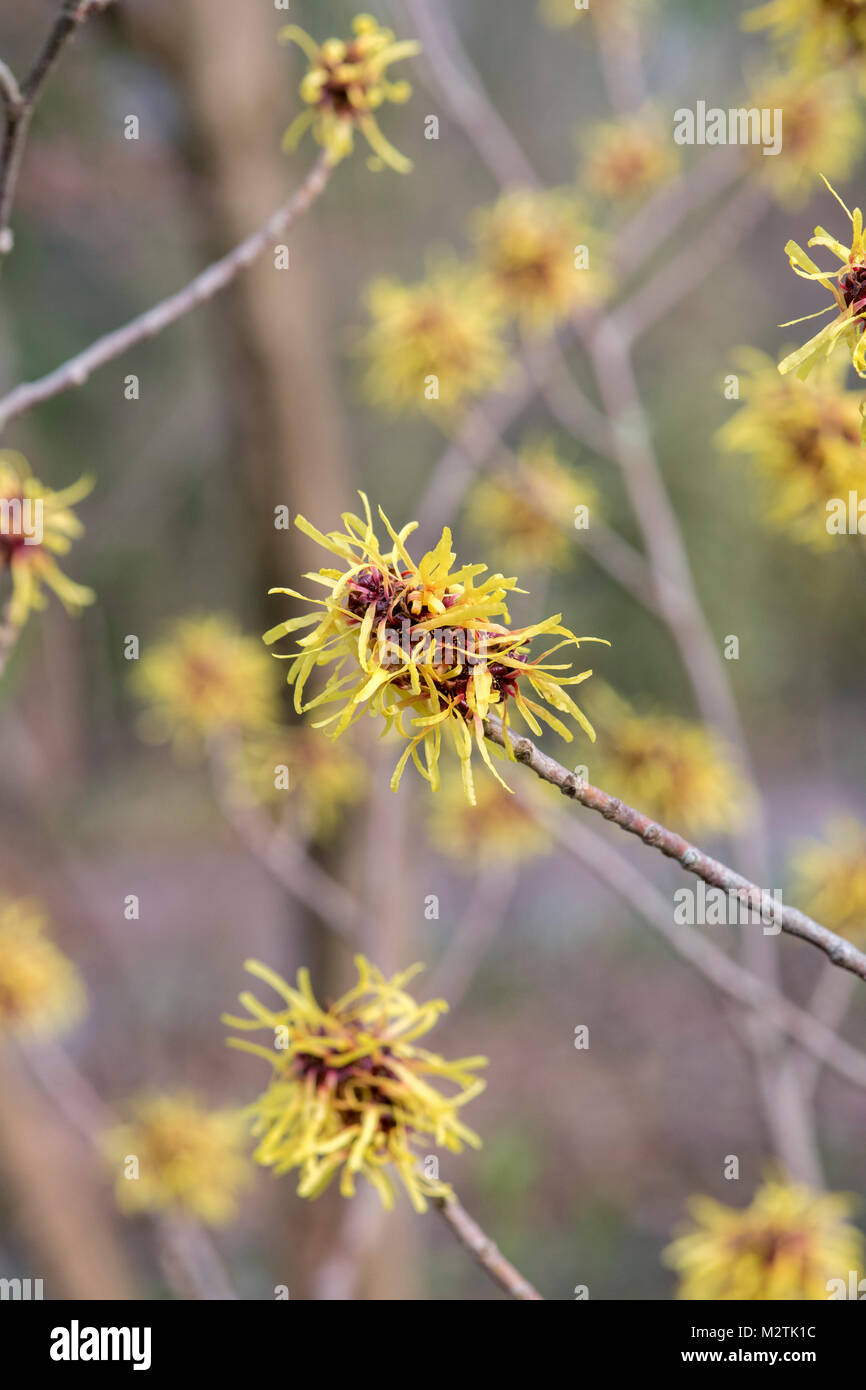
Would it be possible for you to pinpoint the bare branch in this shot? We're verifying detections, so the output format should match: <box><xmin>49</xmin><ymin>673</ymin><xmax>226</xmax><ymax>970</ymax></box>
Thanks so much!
<box><xmin>434</xmin><ymin>1194</ymin><xmax>543</xmax><ymax>1300</ymax></box>
<box><xmin>207</xmin><ymin>731</ymin><xmax>365</xmax><ymax>946</ymax></box>
<box><xmin>401</xmin><ymin>0</ymin><xmax>538</xmax><ymax>188</ymax></box>
<box><xmin>527</xmin><ymin>794</ymin><xmax>866</xmax><ymax>1094</ymax></box>
<box><xmin>0</xmin><ymin>1</ymin><xmax>116</xmax><ymax>257</ymax></box>
<box><xmin>484</xmin><ymin>715</ymin><xmax>866</xmax><ymax>985</ymax></box>
<box><xmin>0</xmin><ymin>154</ymin><xmax>333</xmax><ymax>433</ymax></box>
<box><xmin>613</xmin><ymin>183</ymin><xmax>772</xmax><ymax>344</ymax></box>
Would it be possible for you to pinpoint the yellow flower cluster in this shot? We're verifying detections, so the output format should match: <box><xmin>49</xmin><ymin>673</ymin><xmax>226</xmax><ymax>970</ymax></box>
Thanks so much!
<box><xmin>591</xmin><ymin>687</ymin><xmax>745</xmax><ymax>836</ymax></box>
<box><xmin>581</xmin><ymin>111</ymin><xmax>678</xmax><ymax>204</ymax></box>
<box><xmin>360</xmin><ymin>193</ymin><xmax>602</xmax><ymax>418</ymax></box>
<box><xmin>0</xmin><ymin>898</ymin><xmax>85</xmax><ymax>1039</ymax></box>
<box><xmin>474</xmin><ymin>189</ymin><xmax>603</xmax><ymax>329</ymax></box>
<box><xmin>779</xmin><ymin>179</ymin><xmax>866</xmax><ymax>382</ymax></box>
<box><xmin>264</xmin><ymin>495</ymin><xmax>606</xmax><ymax>804</ymax></box>
<box><xmin>467</xmin><ymin>439</ymin><xmax>598</xmax><ymax>572</ymax></box>
<box><xmin>361</xmin><ymin>262</ymin><xmax>509</xmax><ymax>417</ymax></box>
<box><xmin>745</xmin><ymin>0</ymin><xmax>866</xmax><ymax>77</ymax></box>
<box><xmin>280</xmin><ymin>14</ymin><xmax>420</xmax><ymax>172</ymax></box>
<box><xmin>747</xmin><ymin>73</ymin><xmax>862</xmax><ymax>206</ymax></box>
<box><xmin>132</xmin><ymin>613</ymin><xmax>280</xmax><ymax>757</ymax></box>
<box><xmin>224</xmin><ymin>955</ymin><xmax>486</xmax><ymax>1212</ymax></box>
<box><xmin>792</xmin><ymin>818</ymin><xmax>866</xmax><ymax>945</ymax></box>
<box><xmin>665</xmin><ymin>1177</ymin><xmax>864</xmax><ymax>1300</ymax></box>
<box><xmin>104</xmin><ymin>1092</ymin><xmax>251</xmax><ymax>1226</ymax></box>
<box><xmin>0</xmin><ymin>450</ymin><xmax>94</xmax><ymax>629</ymax></box>
<box><xmin>718</xmin><ymin>352</ymin><xmax>862</xmax><ymax>550</ymax></box>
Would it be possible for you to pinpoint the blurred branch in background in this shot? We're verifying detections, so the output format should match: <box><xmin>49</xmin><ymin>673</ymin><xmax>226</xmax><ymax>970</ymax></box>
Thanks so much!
<box><xmin>18</xmin><ymin>1038</ymin><xmax>237</xmax><ymax>1300</ymax></box>
<box><xmin>400</xmin><ymin>0</ymin><xmax>828</xmax><ymax>1188</ymax></box>
<box><xmin>0</xmin><ymin>153</ymin><xmax>332</xmax><ymax>435</ymax></box>
<box><xmin>0</xmin><ymin>0</ymin><xmax>116</xmax><ymax>258</ymax></box>
<box><xmin>485</xmin><ymin>715</ymin><xmax>866</xmax><ymax>985</ymax></box>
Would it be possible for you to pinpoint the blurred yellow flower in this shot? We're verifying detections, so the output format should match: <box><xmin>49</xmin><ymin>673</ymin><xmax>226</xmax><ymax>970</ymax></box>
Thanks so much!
<box><xmin>581</xmin><ymin>110</ymin><xmax>678</xmax><ymax>204</ymax></box>
<box><xmin>426</xmin><ymin>767</ymin><xmax>551</xmax><ymax>864</ymax></box>
<box><xmin>591</xmin><ymin>687</ymin><xmax>745</xmax><ymax>836</ymax></box>
<box><xmin>792</xmin><ymin>818</ymin><xmax>866</xmax><ymax>943</ymax></box>
<box><xmin>229</xmin><ymin>722</ymin><xmax>367</xmax><ymax>843</ymax></box>
<box><xmin>747</xmin><ymin>73</ymin><xmax>862</xmax><ymax>206</ymax></box>
<box><xmin>0</xmin><ymin>898</ymin><xmax>85</xmax><ymax>1039</ymax></box>
<box><xmin>360</xmin><ymin>261</ymin><xmax>508</xmax><ymax>416</ymax></box>
<box><xmin>104</xmin><ymin>1092</ymin><xmax>251</xmax><ymax>1226</ymax></box>
<box><xmin>467</xmin><ymin>439</ymin><xmax>598</xmax><ymax>571</ymax></box>
<box><xmin>264</xmin><ymin>495</ymin><xmax>605</xmax><ymax>804</ymax></box>
<box><xmin>745</xmin><ymin>0</ymin><xmax>866</xmax><ymax>74</ymax></box>
<box><xmin>224</xmin><ymin>954</ymin><xmax>486</xmax><ymax>1212</ymax></box>
<box><xmin>779</xmin><ymin>179</ymin><xmax>866</xmax><ymax>382</ymax></box>
<box><xmin>664</xmin><ymin>1177</ymin><xmax>864</xmax><ymax>1300</ymax></box>
<box><xmin>280</xmin><ymin>13</ymin><xmax>420</xmax><ymax>172</ymax></box>
<box><xmin>132</xmin><ymin>614</ymin><xmax>279</xmax><ymax>756</ymax></box>
<box><xmin>475</xmin><ymin>189</ymin><xmax>603</xmax><ymax>328</ymax></box>
<box><xmin>0</xmin><ymin>450</ymin><xmax>94</xmax><ymax>629</ymax></box>
<box><xmin>718</xmin><ymin>352</ymin><xmax>862</xmax><ymax>550</ymax></box>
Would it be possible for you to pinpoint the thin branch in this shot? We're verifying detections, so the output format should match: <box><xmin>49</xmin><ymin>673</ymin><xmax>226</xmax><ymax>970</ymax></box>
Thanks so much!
<box><xmin>207</xmin><ymin>732</ymin><xmax>365</xmax><ymax>946</ymax></box>
<box><xmin>0</xmin><ymin>153</ymin><xmax>333</xmax><ymax>433</ymax></box>
<box><xmin>526</xmin><ymin>794</ymin><xmax>866</xmax><ymax>1094</ymax></box>
<box><xmin>484</xmin><ymin>715</ymin><xmax>866</xmax><ymax>985</ymax></box>
<box><xmin>0</xmin><ymin>0</ymin><xmax>115</xmax><ymax>257</ymax></box>
<box><xmin>797</xmin><ymin>965</ymin><xmax>858</xmax><ymax>1103</ymax></box>
<box><xmin>401</xmin><ymin>0</ymin><xmax>538</xmax><ymax>188</ymax></box>
<box><xmin>612</xmin><ymin>183</ymin><xmax>772</xmax><ymax>344</ymax></box>
<box><xmin>434</xmin><ymin>1194</ymin><xmax>543</xmax><ymax>1300</ymax></box>
<box><xmin>17</xmin><ymin>1039</ymin><xmax>237</xmax><ymax>1301</ymax></box>
<box><xmin>415</xmin><ymin>341</ymin><xmax>558</xmax><ymax>542</ymax></box>
<box><xmin>0</xmin><ymin>600</ymin><xmax>19</xmax><ymax>680</ymax></box>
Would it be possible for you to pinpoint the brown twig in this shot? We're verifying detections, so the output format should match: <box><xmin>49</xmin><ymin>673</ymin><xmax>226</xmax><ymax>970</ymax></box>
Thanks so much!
<box><xmin>484</xmin><ymin>715</ymin><xmax>866</xmax><ymax>984</ymax></box>
<box><xmin>434</xmin><ymin>1194</ymin><xmax>543</xmax><ymax>1300</ymax></box>
<box><xmin>0</xmin><ymin>153</ymin><xmax>332</xmax><ymax>433</ymax></box>
<box><xmin>401</xmin><ymin>0</ymin><xmax>538</xmax><ymax>188</ymax></box>
<box><xmin>0</xmin><ymin>1</ymin><xmax>115</xmax><ymax>257</ymax></box>
<box><xmin>524</xmin><ymin>792</ymin><xmax>866</xmax><ymax>1093</ymax></box>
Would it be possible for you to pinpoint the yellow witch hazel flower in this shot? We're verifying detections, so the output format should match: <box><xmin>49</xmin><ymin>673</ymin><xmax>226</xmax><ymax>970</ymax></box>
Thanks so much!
<box><xmin>280</xmin><ymin>13</ymin><xmax>420</xmax><ymax>172</ymax></box>
<box><xmin>103</xmin><ymin>1092</ymin><xmax>251</xmax><ymax>1226</ymax></box>
<box><xmin>264</xmin><ymin>495</ymin><xmax>606</xmax><ymax>805</ymax></box>
<box><xmin>0</xmin><ymin>898</ymin><xmax>85</xmax><ymax>1039</ymax></box>
<box><xmin>746</xmin><ymin>72</ymin><xmax>862</xmax><ymax>206</ymax></box>
<box><xmin>0</xmin><ymin>451</ymin><xmax>94</xmax><ymax>629</ymax></box>
<box><xmin>581</xmin><ymin>109</ymin><xmax>678</xmax><ymax>204</ymax></box>
<box><xmin>360</xmin><ymin>260</ymin><xmax>508</xmax><ymax>416</ymax></box>
<box><xmin>778</xmin><ymin>178</ymin><xmax>866</xmax><ymax>384</ymax></box>
<box><xmin>224</xmin><ymin>955</ymin><xmax>486</xmax><ymax>1212</ymax></box>
<box><xmin>467</xmin><ymin>438</ymin><xmax>598</xmax><ymax>572</ymax></box>
<box><xmin>474</xmin><ymin>189</ymin><xmax>603</xmax><ymax>328</ymax></box>
<box><xmin>591</xmin><ymin>685</ymin><xmax>745</xmax><ymax>836</ymax></box>
<box><xmin>718</xmin><ymin>350</ymin><xmax>862</xmax><ymax>550</ymax></box>
<box><xmin>745</xmin><ymin>0</ymin><xmax>866</xmax><ymax>73</ymax></box>
<box><xmin>664</xmin><ymin>1177</ymin><xmax>864</xmax><ymax>1300</ymax></box>
<box><xmin>132</xmin><ymin>613</ymin><xmax>279</xmax><ymax>757</ymax></box>
<box><xmin>792</xmin><ymin>818</ymin><xmax>866</xmax><ymax>945</ymax></box>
